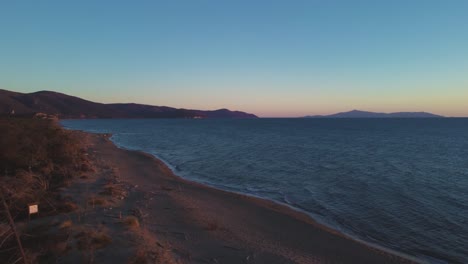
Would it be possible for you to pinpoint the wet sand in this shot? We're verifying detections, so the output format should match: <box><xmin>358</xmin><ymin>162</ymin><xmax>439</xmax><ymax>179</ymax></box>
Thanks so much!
<box><xmin>88</xmin><ymin>132</ymin><xmax>418</xmax><ymax>264</ymax></box>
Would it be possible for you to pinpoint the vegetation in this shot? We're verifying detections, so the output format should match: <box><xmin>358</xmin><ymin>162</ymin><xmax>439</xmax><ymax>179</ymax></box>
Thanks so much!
<box><xmin>76</xmin><ymin>229</ymin><xmax>112</xmax><ymax>250</ymax></box>
<box><xmin>0</xmin><ymin>117</ymin><xmax>165</xmax><ymax>263</ymax></box>
<box><xmin>0</xmin><ymin>117</ymin><xmax>88</xmax><ymax>217</ymax></box>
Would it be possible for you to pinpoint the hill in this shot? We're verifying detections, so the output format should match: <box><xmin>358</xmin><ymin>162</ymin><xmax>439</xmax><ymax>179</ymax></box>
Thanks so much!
<box><xmin>0</xmin><ymin>89</ymin><xmax>257</xmax><ymax>119</ymax></box>
<box><xmin>305</xmin><ymin>110</ymin><xmax>444</xmax><ymax>118</ymax></box>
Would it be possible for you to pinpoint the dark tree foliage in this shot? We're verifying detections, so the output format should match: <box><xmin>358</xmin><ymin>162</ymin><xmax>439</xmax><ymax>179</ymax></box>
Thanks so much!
<box><xmin>0</xmin><ymin>117</ymin><xmax>87</xmax><ymax>216</ymax></box>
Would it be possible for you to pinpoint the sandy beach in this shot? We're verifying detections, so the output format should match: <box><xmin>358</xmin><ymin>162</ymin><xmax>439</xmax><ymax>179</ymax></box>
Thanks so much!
<box><xmin>69</xmin><ymin>130</ymin><xmax>418</xmax><ymax>264</ymax></box>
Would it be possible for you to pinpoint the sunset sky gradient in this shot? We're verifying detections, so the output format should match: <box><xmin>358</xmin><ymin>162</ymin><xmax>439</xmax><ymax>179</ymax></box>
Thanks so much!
<box><xmin>1</xmin><ymin>1</ymin><xmax>467</xmax><ymax>117</ymax></box>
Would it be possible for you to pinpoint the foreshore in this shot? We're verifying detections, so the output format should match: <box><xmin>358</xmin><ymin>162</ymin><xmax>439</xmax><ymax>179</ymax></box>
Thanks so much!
<box><xmin>76</xmin><ymin>130</ymin><xmax>419</xmax><ymax>263</ymax></box>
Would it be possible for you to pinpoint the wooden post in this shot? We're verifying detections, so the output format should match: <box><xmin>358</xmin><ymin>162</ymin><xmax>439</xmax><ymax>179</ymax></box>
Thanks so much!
<box><xmin>1</xmin><ymin>193</ymin><xmax>28</xmax><ymax>264</ymax></box>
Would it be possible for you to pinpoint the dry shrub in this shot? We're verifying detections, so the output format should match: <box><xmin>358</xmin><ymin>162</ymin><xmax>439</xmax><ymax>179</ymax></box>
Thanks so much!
<box><xmin>0</xmin><ymin>223</ymin><xmax>10</xmax><ymax>234</ymax></box>
<box><xmin>130</xmin><ymin>248</ymin><xmax>157</xmax><ymax>264</ymax></box>
<box><xmin>100</xmin><ymin>183</ymin><xmax>127</xmax><ymax>198</ymax></box>
<box><xmin>87</xmin><ymin>196</ymin><xmax>110</xmax><ymax>207</ymax></box>
<box><xmin>59</xmin><ymin>220</ymin><xmax>73</xmax><ymax>229</ymax></box>
<box><xmin>122</xmin><ymin>216</ymin><xmax>140</xmax><ymax>229</ymax></box>
<box><xmin>130</xmin><ymin>249</ymin><xmax>149</xmax><ymax>264</ymax></box>
<box><xmin>129</xmin><ymin>229</ymin><xmax>177</xmax><ymax>264</ymax></box>
<box><xmin>0</xmin><ymin>170</ymin><xmax>50</xmax><ymax>218</ymax></box>
<box><xmin>59</xmin><ymin>201</ymin><xmax>79</xmax><ymax>213</ymax></box>
<box><xmin>23</xmin><ymin>250</ymin><xmax>40</xmax><ymax>264</ymax></box>
<box><xmin>205</xmin><ymin>221</ymin><xmax>220</xmax><ymax>231</ymax></box>
<box><xmin>91</xmin><ymin>232</ymin><xmax>112</xmax><ymax>249</ymax></box>
<box><xmin>76</xmin><ymin>230</ymin><xmax>112</xmax><ymax>250</ymax></box>
<box><xmin>80</xmin><ymin>160</ymin><xmax>95</xmax><ymax>172</ymax></box>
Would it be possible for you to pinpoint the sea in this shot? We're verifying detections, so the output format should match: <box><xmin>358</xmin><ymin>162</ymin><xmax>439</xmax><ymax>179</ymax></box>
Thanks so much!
<box><xmin>61</xmin><ymin>118</ymin><xmax>468</xmax><ymax>263</ymax></box>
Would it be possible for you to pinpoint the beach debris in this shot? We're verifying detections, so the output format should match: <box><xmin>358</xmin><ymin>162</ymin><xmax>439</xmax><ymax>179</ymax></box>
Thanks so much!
<box><xmin>161</xmin><ymin>185</ymin><xmax>174</xmax><ymax>191</ymax></box>
<box><xmin>171</xmin><ymin>248</ymin><xmax>192</xmax><ymax>260</ymax></box>
<box><xmin>171</xmin><ymin>231</ymin><xmax>189</xmax><ymax>241</ymax></box>
<box><xmin>104</xmin><ymin>214</ymin><xmax>121</xmax><ymax>219</ymax></box>
<box><xmin>130</xmin><ymin>208</ymin><xmax>146</xmax><ymax>219</ymax></box>
<box><xmin>223</xmin><ymin>245</ymin><xmax>242</xmax><ymax>251</ymax></box>
<box><xmin>156</xmin><ymin>242</ymin><xmax>165</xmax><ymax>248</ymax></box>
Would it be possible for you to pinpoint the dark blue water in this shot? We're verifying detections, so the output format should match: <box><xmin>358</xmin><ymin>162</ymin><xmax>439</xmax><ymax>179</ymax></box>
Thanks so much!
<box><xmin>62</xmin><ymin>118</ymin><xmax>468</xmax><ymax>263</ymax></box>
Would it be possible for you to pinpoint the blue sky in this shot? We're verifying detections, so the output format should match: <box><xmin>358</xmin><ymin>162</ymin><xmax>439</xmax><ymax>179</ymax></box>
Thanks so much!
<box><xmin>1</xmin><ymin>0</ymin><xmax>467</xmax><ymax>117</ymax></box>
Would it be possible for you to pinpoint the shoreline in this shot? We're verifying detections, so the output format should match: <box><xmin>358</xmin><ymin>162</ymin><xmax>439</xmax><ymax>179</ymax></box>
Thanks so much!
<box><xmin>67</xmin><ymin>127</ymin><xmax>421</xmax><ymax>263</ymax></box>
<box><xmin>112</xmin><ymin>136</ymin><xmax>421</xmax><ymax>263</ymax></box>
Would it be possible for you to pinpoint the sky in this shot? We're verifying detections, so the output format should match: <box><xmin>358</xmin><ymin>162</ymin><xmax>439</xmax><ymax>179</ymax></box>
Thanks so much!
<box><xmin>1</xmin><ymin>1</ymin><xmax>468</xmax><ymax>117</ymax></box>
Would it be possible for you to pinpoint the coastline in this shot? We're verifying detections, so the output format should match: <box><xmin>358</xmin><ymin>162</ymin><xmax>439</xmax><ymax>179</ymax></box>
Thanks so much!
<box><xmin>110</xmin><ymin>134</ymin><xmax>421</xmax><ymax>263</ymax></box>
<box><xmin>75</xmin><ymin>129</ymin><xmax>420</xmax><ymax>263</ymax></box>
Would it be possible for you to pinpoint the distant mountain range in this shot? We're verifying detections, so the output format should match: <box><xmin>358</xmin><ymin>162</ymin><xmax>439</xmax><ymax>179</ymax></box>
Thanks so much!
<box><xmin>304</xmin><ymin>110</ymin><xmax>444</xmax><ymax>118</ymax></box>
<box><xmin>0</xmin><ymin>89</ymin><xmax>257</xmax><ymax>119</ymax></box>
